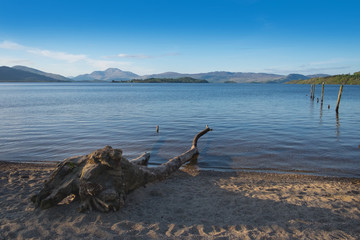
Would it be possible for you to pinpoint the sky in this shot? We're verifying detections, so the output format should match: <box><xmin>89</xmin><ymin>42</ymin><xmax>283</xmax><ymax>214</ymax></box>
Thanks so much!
<box><xmin>0</xmin><ymin>0</ymin><xmax>359</xmax><ymax>77</ymax></box>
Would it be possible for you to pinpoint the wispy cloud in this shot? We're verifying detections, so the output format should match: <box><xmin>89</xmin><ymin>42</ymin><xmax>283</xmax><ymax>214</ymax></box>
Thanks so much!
<box><xmin>264</xmin><ymin>58</ymin><xmax>355</xmax><ymax>75</ymax></box>
<box><xmin>0</xmin><ymin>40</ymin><xmax>132</xmax><ymax>73</ymax></box>
<box><xmin>1</xmin><ymin>40</ymin><xmax>87</xmax><ymax>63</ymax></box>
<box><xmin>264</xmin><ymin>65</ymin><xmax>351</xmax><ymax>75</ymax></box>
<box><xmin>0</xmin><ymin>57</ymin><xmax>33</xmax><ymax>66</ymax></box>
<box><xmin>27</xmin><ymin>49</ymin><xmax>87</xmax><ymax>63</ymax></box>
<box><xmin>0</xmin><ymin>40</ymin><xmax>25</xmax><ymax>50</ymax></box>
<box><xmin>302</xmin><ymin>58</ymin><xmax>347</xmax><ymax>67</ymax></box>
<box><xmin>86</xmin><ymin>59</ymin><xmax>131</xmax><ymax>69</ymax></box>
<box><xmin>105</xmin><ymin>52</ymin><xmax>180</xmax><ymax>59</ymax></box>
<box><xmin>117</xmin><ymin>53</ymin><xmax>151</xmax><ymax>59</ymax></box>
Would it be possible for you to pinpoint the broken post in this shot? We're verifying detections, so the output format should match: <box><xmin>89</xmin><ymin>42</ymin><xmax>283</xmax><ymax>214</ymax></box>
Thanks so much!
<box><xmin>335</xmin><ymin>85</ymin><xmax>343</xmax><ymax>113</ymax></box>
<box><xmin>310</xmin><ymin>83</ymin><xmax>316</xmax><ymax>100</ymax></box>
<box><xmin>321</xmin><ymin>82</ymin><xmax>325</xmax><ymax>106</ymax></box>
<box><xmin>313</xmin><ymin>84</ymin><xmax>316</xmax><ymax>100</ymax></box>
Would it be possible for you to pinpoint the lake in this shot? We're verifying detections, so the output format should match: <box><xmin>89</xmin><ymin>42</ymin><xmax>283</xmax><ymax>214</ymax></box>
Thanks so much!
<box><xmin>0</xmin><ymin>82</ymin><xmax>359</xmax><ymax>178</ymax></box>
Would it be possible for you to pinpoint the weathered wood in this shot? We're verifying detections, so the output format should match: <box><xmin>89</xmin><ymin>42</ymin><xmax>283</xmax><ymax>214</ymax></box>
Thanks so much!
<box><xmin>310</xmin><ymin>83</ymin><xmax>316</xmax><ymax>100</ymax></box>
<box><xmin>312</xmin><ymin>84</ymin><xmax>316</xmax><ymax>100</ymax></box>
<box><xmin>336</xmin><ymin>85</ymin><xmax>343</xmax><ymax>113</ymax></box>
<box><xmin>321</xmin><ymin>82</ymin><xmax>325</xmax><ymax>105</ymax></box>
<box><xmin>31</xmin><ymin>126</ymin><xmax>212</xmax><ymax>212</ymax></box>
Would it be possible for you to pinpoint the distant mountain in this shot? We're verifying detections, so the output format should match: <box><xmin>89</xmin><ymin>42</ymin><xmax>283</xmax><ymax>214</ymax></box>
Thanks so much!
<box><xmin>115</xmin><ymin>77</ymin><xmax>208</xmax><ymax>83</ymax></box>
<box><xmin>72</xmin><ymin>68</ymin><xmax>139</xmax><ymax>81</ymax></box>
<box><xmin>73</xmin><ymin>69</ymin><xmax>283</xmax><ymax>83</ymax></box>
<box><xmin>12</xmin><ymin>65</ymin><xmax>71</xmax><ymax>81</ymax></box>
<box><xmin>269</xmin><ymin>74</ymin><xmax>310</xmax><ymax>83</ymax></box>
<box><xmin>1</xmin><ymin>65</ymin><xmax>332</xmax><ymax>84</ymax></box>
<box><xmin>73</xmin><ymin>68</ymin><xmax>335</xmax><ymax>83</ymax></box>
<box><xmin>0</xmin><ymin>66</ymin><xmax>70</xmax><ymax>82</ymax></box>
<box><xmin>306</xmin><ymin>74</ymin><xmax>330</xmax><ymax>78</ymax></box>
<box><xmin>141</xmin><ymin>71</ymin><xmax>284</xmax><ymax>83</ymax></box>
<box><xmin>287</xmin><ymin>72</ymin><xmax>360</xmax><ymax>85</ymax></box>
<box><xmin>268</xmin><ymin>73</ymin><xmax>331</xmax><ymax>84</ymax></box>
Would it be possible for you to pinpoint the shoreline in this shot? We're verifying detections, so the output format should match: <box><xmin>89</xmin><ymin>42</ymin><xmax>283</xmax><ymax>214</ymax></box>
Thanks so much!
<box><xmin>1</xmin><ymin>161</ymin><xmax>360</xmax><ymax>239</ymax></box>
<box><xmin>3</xmin><ymin>160</ymin><xmax>359</xmax><ymax>179</ymax></box>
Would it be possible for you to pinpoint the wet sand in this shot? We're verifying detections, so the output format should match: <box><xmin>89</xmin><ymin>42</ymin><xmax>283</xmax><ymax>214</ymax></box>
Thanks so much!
<box><xmin>1</xmin><ymin>161</ymin><xmax>359</xmax><ymax>239</ymax></box>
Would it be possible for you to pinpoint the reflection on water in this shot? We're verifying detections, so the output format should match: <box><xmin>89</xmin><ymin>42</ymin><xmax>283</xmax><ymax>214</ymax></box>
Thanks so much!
<box><xmin>336</xmin><ymin>112</ymin><xmax>340</xmax><ymax>138</ymax></box>
<box><xmin>0</xmin><ymin>83</ymin><xmax>359</xmax><ymax>178</ymax></box>
<box><xmin>320</xmin><ymin>104</ymin><xmax>323</xmax><ymax>122</ymax></box>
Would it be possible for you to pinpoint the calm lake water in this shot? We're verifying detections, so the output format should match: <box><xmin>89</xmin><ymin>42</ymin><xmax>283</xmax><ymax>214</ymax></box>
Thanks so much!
<box><xmin>0</xmin><ymin>82</ymin><xmax>359</xmax><ymax>177</ymax></box>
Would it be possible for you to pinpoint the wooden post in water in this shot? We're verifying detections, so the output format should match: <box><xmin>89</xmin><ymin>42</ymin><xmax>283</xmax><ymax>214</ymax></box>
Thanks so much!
<box><xmin>321</xmin><ymin>82</ymin><xmax>325</xmax><ymax>105</ymax></box>
<box><xmin>312</xmin><ymin>83</ymin><xmax>316</xmax><ymax>100</ymax></box>
<box><xmin>310</xmin><ymin>84</ymin><xmax>315</xmax><ymax>100</ymax></box>
<box><xmin>335</xmin><ymin>85</ymin><xmax>343</xmax><ymax>113</ymax></box>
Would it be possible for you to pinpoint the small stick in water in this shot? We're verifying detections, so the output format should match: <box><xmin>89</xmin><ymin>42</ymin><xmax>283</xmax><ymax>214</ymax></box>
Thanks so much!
<box><xmin>156</xmin><ymin>125</ymin><xmax>159</xmax><ymax>133</ymax></box>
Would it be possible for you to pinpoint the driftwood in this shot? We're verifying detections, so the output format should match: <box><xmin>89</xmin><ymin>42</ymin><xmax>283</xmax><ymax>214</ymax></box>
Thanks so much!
<box><xmin>31</xmin><ymin>126</ymin><xmax>212</xmax><ymax>212</ymax></box>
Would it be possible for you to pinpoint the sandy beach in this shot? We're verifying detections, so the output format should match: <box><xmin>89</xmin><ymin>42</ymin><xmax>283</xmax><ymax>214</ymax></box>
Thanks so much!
<box><xmin>1</xmin><ymin>161</ymin><xmax>359</xmax><ymax>240</ymax></box>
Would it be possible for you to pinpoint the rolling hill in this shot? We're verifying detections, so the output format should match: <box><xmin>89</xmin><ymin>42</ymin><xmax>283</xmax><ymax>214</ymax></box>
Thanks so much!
<box><xmin>72</xmin><ymin>68</ymin><xmax>140</xmax><ymax>81</ymax></box>
<box><xmin>12</xmin><ymin>65</ymin><xmax>70</xmax><ymax>81</ymax></box>
<box><xmin>0</xmin><ymin>66</ymin><xmax>70</xmax><ymax>82</ymax></box>
<box><xmin>287</xmin><ymin>72</ymin><xmax>360</xmax><ymax>85</ymax></box>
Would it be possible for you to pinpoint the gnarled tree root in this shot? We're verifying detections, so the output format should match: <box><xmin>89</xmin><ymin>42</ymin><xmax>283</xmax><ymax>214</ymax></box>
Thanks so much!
<box><xmin>31</xmin><ymin>126</ymin><xmax>212</xmax><ymax>212</ymax></box>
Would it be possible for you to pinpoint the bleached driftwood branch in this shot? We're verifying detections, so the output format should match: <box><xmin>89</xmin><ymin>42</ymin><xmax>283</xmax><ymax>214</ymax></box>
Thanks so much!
<box><xmin>31</xmin><ymin>126</ymin><xmax>212</xmax><ymax>212</ymax></box>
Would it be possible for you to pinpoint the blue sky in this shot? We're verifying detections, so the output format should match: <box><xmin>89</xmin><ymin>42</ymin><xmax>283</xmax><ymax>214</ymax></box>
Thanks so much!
<box><xmin>0</xmin><ymin>0</ymin><xmax>359</xmax><ymax>76</ymax></box>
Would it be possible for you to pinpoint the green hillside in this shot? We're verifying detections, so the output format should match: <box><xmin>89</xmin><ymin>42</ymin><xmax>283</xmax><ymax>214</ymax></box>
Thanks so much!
<box><xmin>287</xmin><ymin>72</ymin><xmax>360</xmax><ymax>85</ymax></box>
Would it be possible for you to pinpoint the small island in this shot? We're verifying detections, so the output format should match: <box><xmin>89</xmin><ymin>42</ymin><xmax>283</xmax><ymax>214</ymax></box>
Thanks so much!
<box><xmin>287</xmin><ymin>71</ymin><xmax>360</xmax><ymax>85</ymax></box>
<box><xmin>112</xmin><ymin>77</ymin><xmax>208</xmax><ymax>83</ymax></box>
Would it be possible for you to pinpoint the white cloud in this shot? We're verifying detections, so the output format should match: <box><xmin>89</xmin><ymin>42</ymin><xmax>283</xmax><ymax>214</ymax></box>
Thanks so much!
<box><xmin>0</xmin><ymin>40</ymin><xmax>135</xmax><ymax>75</ymax></box>
<box><xmin>27</xmin><ymin>49</ymin><xmax>87</xmax><ymax>63</ymax></box>
<box><xmin>113</xmin><ymin>52</ymin><xmax>180</xmax><ymax>59</ymax></box>
<box><xmin>0</xmin><ymin>40</ymin><xmax>178</xmax><ymax>75</ymax></box>
<box><xmin>1</xmin><ymin>40</ymin><xmax>87</xmax><ymax>63</ymax></box>
<box><xmin>118</xmin><ymin>53</ymin><xmax>150</xmax><ymax>59</ymax></box>
<box><xmin>86</xmin><ymin>59</ymin><xmax>132</xmax><ymax>70</ymax></box>
<box><xmin>0</xmin><ymin>56</ymin><xmax>33</xmax><ymax>66</ymax></box>
<box><xmin>0</xmin><ymin>40</ymin><xmax>25</xmax><ymax>50</ymax></box>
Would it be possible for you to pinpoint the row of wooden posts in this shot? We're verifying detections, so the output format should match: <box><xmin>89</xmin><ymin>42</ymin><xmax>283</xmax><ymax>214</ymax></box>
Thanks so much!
<box><xmin>310</xmin><ymin>82</ymin><xmax>343</xmax><ymax>113</ymax></box>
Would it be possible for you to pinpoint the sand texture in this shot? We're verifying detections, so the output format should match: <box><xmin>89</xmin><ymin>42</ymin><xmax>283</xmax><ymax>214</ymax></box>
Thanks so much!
<box><xmin>1</xmin><ymin>161</ymin><xmax>359</xmax><ymax>239</ymax></box>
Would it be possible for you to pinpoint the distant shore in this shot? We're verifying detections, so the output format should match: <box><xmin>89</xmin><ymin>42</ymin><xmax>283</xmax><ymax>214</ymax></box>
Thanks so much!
<box><xmin>287</xmin><ymin>72</ymin><xmax>360</xmax><ymax>85</ymax></box>
<box><xmin>112</xmin><ymin>77</ymin><xmax>208</xmax><ymax>83</ymax></box>
<box><xmin>1</xmin><ymin>161</ymin><xmax>359</xmax><ymax>239</ymax></box>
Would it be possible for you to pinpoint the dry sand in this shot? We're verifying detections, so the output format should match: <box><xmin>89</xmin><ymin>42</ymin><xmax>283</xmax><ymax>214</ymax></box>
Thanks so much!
<box><xmin>1</xmin><ymin>161</ymin><xmax>359</xmax><ymax>240</ymax></box>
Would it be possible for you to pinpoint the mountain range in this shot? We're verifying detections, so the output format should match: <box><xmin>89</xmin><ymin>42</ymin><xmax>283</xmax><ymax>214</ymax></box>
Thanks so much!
<box><xmin>0</xmin><ymin>65</ymin><xmax>329</xmax><ymax>83</ymax></box>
